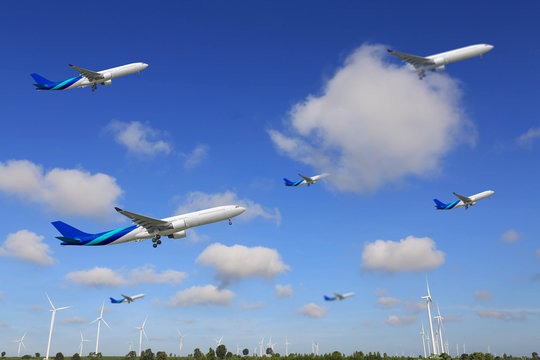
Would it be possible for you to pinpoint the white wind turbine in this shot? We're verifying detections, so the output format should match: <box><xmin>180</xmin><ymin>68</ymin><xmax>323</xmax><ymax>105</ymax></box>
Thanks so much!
<box><xmin>285</xmin><ymin>337</ymin><xmax>291</xmax><ymax>356</ymax></box>
<box><xmin>128</xmin><ymin>341</ymin><xmax>134</xmax><ymax>353</ymax></box>
<box><xmin>177</xmin><ymin>329</ymin><xmax>186</xmax><ymax>355</ymax></box>
<box><xmin>266</xmin><ymin>337</ymin><xmax>275</xmax><ymax>353</ymax></box>
<box><xmin>315</xmin><ymin>342</ymin><xmax>319</xmax><ymax>356</ymax></box>
<box><xmin>90</xmin><ymin>302</ymin><xmax>110</xmax><ymax>355</ymax></box>
<box><xmin>434</xmin><ymin>304</ymin><xmax>445</xmax><ymax>355</ymax></box>
<box><xmin>421</xmin><ymin>278</ymin><xmax>437</xmax><ymax>356</ymax></box>
<box><xmin>236</xmin><ymin>345</ymin><xmax>240</xmax><ymax>356</ymax></box>
<box><xmin>79</xmin><ymin>331</ymin><xmax>89</xmax><ymax>355</ymax></box>
<box><xmin>16</xmin><ymin>332</ymin><xmax>27</xmax><ymax>357</ymax></box>
<box><xmin>45</xmin><ymin>293</ymin><xmax>71</xmax><ymax>360</ymax></box>
<box><xmin>258</xmin><ymin>338</ymin><xmax>264</xmax><ymax>357</ymax></box>
<box><xmin>419</xmin><ymin>323</ymin><xmax>427</xmax><ymax>358</ymax></box>
<box><xmin>136</xmin><ymin>317</ymin><xmax>148</xmax><ymax>356</ymax></box>
<box><xmin>215</xmin><ymin>336</ymin><xmax>223</xmax><ymax>346</ymax></box>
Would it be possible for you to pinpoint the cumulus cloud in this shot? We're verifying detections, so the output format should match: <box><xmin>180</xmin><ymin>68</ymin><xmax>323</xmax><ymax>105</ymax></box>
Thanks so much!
<box><xmin>376</xmin><ymin>296</ymin><xmax>402</xmax><ymax>309</ymax></box>
<box><xmin>444</xmin><ymin>315</ymin><xmax>462</xmax><ymax>322</ymax></box>
<box><xmin>373</xmin><ymin>288</ymin><xmax>387</xmax><ymax>296</ymax></box>
<box><xmin>0</xmin><ymin>160</ymin><xmax>122</xmax><ymax>219</ymax></box>
<box><xmin>0</xmin><ymin>230</ymin><xmax>54</xmax><ymax>265</ymax></box>
<box><xmin>361</xmin><ymin>235</ymin><xmax>445</xmax><ymax>273</ymax></box>
<box><xmin>474</xmin><ymin>290</ymin><xmax>492</xmax><ymax>301</ymax></box>
<box><xmin>60</xmin><ymin>317</ymin><xmax>87</xmax><ymax>324</ymax></box>
<box><xmin>297</xmin><ymin>303</ymin><xmax>327</xmax><ymax>318</ymax></box>
<box><xmin>188</xmin><ymin>229</ymin><xmax>210</xmax><ymax>243</ymax></box>
<box><xmin>176</xmin><ymin>191</ymin><xmax>281</xmax><ymax>226</ymax></box>
<box><xmin>502</xmin><ymin>229</ymin><xmax>520</xmax><ymax>244</ymax></box>
<box><xmin>276</xmin><ymin>284</ymin><xmax>293</xmax><ymax>298</ymax></box>
<box><xmin>477</xmin><ymin>309</ymin><xmax>526</xmax><ymax>321</ymax></box>
<box><xmin>0</xmin><ymin>322</ymin><xmax>8</xmax><ymax>328</ymax></box>
<box><xmin>106</xmin><ymin>120</ymin><xmax>171</xmax><ymax>156</ymax></box>
<box><xmin>404</xmin><ymin>301</ymin><xmax>426</xmax><ymax>314</ymax></box>
<box><xmin>386</xmin><ymin>315</ymin><xmax>417</xmax><ymax>326</ymax></box>
<box><xmin>197</xmin><ymin>243</ymin><xmax>290</xmax><ymax>286</ymax></box>
<box><xmin>65</xmin><ymin>265</ymin><xmax>187</xmax><ymax>287</ymax></box>
<box><xmin>517</xmin><ymin>127</ymin><xmax>540</xmax><ymax>147</ymax></box>
<box><xmin>269</xmin><ymin>44</ymin><xmax>472</xmax><ymax>194</ymax></box>
<box><xmin>182</xmin><ymin>144</ymin><xmax>209</xmax><ymax>169</ymax></box>
<box><xmin>166</xmin><ymin>285</ymin><xmax>235</xmax><ymax>307</ymax></box>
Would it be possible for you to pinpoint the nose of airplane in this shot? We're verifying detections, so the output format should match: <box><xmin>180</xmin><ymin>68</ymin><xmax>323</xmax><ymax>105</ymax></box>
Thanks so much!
<box><xmin>141</xmin><ymin>63</ymin><xmax>149</xmax><ymax>69</ymax></box>
<box><xmin>485</xmin><ymin>44</ymin><xmax>494</xmax><ymax>51</ymax></box>
<box><xmin>238</xmin><ymin>206</ymin><xmax>246</xmax><ymax>214</ymax></box>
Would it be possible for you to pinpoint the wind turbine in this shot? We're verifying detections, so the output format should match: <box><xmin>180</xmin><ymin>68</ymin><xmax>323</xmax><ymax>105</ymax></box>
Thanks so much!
<box><xmin>434</xmin><ymin>304</ymin><xmax>445</xmax><ymax>355</ymax></box>
<box><xmin>90</xmin><ymin>302</ymin><xmax>110</xmax><ymax>355</ymax></box>
<box><xmin>45</xmin><ymin>293</ymin><xmax>71</xmax><ymax>360</ymax></box>
<box><xmin>79</xmin><ymin>331</ymin><xmax>89</xmax><ymax>355</ymax></box>
<box><xmin>215</xmin><ymin>336</ymin><xmax>223</xmax><ymax>346</ymax></box>
<box><xmin>136</xmin><ymin>317</ymin><xmax>148</xmax><ymax>356</ymax></box>
<box><xmin>128</xmin><ymin>341</ymin><xmax>134</xmax><ymax>353</ymax></box>
<box><xmin>258</xmin><ymin>338</ymin><xmax>264</xmax><ymax>357</ymax></box>
<box><xmin>237</xmin><ymin>345</ymin><xmax>240</xmax><ymax>356</ymax></box>
<box><xmin>177</xmin><ymin>329</ymin><xmax>186</xmax><ymax>355</ymax></box>
<box><xmin>315</xmin><ymin>342</ymin><xmax>319</xmax><ymax>356</ymax></box>
<box><xmin>419</xmin><ymin>323</ymin><xmax>427</xmax><ymax>358</ymax></box>
<box><xmin>285</xmin><ymin>337</ymin><xmax>290</xmax><ymax>356</ymax></box>
<box><xmin>266</xmin><ymin>337</ymin><xmax>275</xmax><ymax>353</ymax></box>
<box><xmin>421</xmin><ymin>278</ymin><xmax>437</xmax><ymax>356</ymax></box>
<box><xmin>15</xmin><ymin>332</ymin><xmax>27</xmax><ymax>357</ymax></box>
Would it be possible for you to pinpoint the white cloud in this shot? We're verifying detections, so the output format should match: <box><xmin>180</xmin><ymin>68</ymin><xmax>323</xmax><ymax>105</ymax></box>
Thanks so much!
<box><xmin>276</xmin><ymin>284</ymin><xmax>293</xmax><ymax>298</ymax></box>
<box><xmin>176</xmin><ymin>191</ymin><xmax>281</xmax><ymax>226</ymax></box>
<box><xmin>444</xmin><ymin>315</ymin><xmax>462</xmax><ymax>323</ymax></box>
<box><xmin>0</xmin><ymin>322</ymin><xmax>8</xmax><ymax>328</ymax></box>
<box><xmin>376</xmin><ymin>296</ymin><xmax>401</xmax><ymax>309</ymax></box>
<box><xmin>166</xmin><ymin>285</ymin><xmax>235</xmax><ymax>307</ymax></box>
<box><xmin>60</xmin><ymin>317</ymin><xmax>87</xmax><ymax>324</ymax></box>
<box><xmin>106</xmin><ymin>120</ymin><xmax>171</xmax><ymax>156</ymax></box>
<box><xmin>536</xmin><ymin>249</ymin><xmax>540</xmax><ymax>263</ymax></box>
<box><xmin>477</xmin><ymin>309</ymin><xmax>526</xmax><ymax>321</ymax></box>
<box><xmin>0</xmin><ymin>160</ymin><xmax>122</xmax><ymax>219</ymax></box>
<box><xmin>361</xmin><ymin>235</ymin><xmax>445</xmax><ymax>273</ymax></box>
<box><xmin>182</xmin><ymin>144</ymin><xmax>209</xmax><ymax>169</ymax></box>
<box><xmin>373</xmin><ymin>288</ymin><xmax>387</xmax><ymax>296</ymax></box>
<box><xmin>474</xmin><ymin>290</ymin><xmax>492</xmax><ymax>301</ymax></box>
<box><xmin>269</xmin><ymin>44</ymin><xmax>472</xmax><ymax>194</ymax></box>
<box><xmin>197</xmin><ymin>243</ymin><xmax>290</xmax><ymax>286</ymax></box>
<box><xmin>297</xmin><ymin>303</ymin><xmax>327</xmax><ymax>318</ymax></box>
<box><xmin>404</xmin><ymin>301</ymin><xmax>426</xmax><ymax>314</ymax></box>
<box><xmin>188</xmin><ymin>229</ymin><xmax>210</xmax><ymax>243</ymax></box>
<box><xmin>501</xmin><ymin>229</ymin><xmax>520</xmax><ymax>244</ymax></box>
<box><xmin>0</xmin><ymin>291</ymin><xmax>4</xmax><ymax>301</ymax></box>
<box><xmin>385</xmin><ymin>315</ymin><xmax>417</xmax><ymax>326</ymax></box>
<box><xmin>517</xmin><ymin>127</ymin><xmax>540</xmax><ymax>147</ymax></box>
<box><xmin>65</xmin><ymin>265</ymin><xmax>187</xmax><ymax>287</ymax></box>
<box><xmin>239</xmin><ymin>300</ymin><xmax>265</xmax><ymax>310</ymax></box>
<box><xmin>0</xmin><ymin>230</ymin><xmax>54</xmax><ymax>265</ymax></box>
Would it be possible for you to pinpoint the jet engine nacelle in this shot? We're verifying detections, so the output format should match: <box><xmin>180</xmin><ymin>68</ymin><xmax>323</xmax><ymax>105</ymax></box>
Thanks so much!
<box><xmin>168</xmin><ymin>230</ymin><xmax>186</xmax><ymax>239</ymax></box>
<box><xmin>102</xmin><ymin>80</ymin><xmax>112</xmax><ymax>85</ymax></box>
<box><xmin>433</xmin><ymin>57</ymin><xmax>445</xmax><ymax>66</ymax></box>
<box><xmin>433</xmin><ymin>65</ymin><xmax>446</xmax><ymax>72</ymax></box>
<box><xmin>470</xmin><ymin>201</ymin><xmax>477</xmax><ymax>206</ymax></box>
<box><xmin>170</xmin><ymin>219</ymin><xmax>187</xmax><ymax>231</ymax></box>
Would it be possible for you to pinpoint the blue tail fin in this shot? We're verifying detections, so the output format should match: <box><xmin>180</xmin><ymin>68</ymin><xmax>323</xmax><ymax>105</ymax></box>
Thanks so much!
<box><xmin>51</xmin><ymin>221</ymin><xmax>91</xmax><ymax>239</ymax></box>
<box><xmin>324</xmin><ymin>295</ymin><xmax>336</xmax><ymax>301</ymax></box>
<box><xmin>283</xmin><ymin>178</ymin><xmax>295</xmax><ymax>186</ymax></box>
<box><xmin>31</xmin><ymin>73</ymin><xmax>55</xmax><ymax>88</ymax></box>
<box><xmin>110</xmin><ymin>297</ymin><xmax>124</xmax><ymax>304</ymax></box>
<box><xmin>433</xmin><ymin>199</ymin><xmax>448</xmax><ymax>209</ymax></box>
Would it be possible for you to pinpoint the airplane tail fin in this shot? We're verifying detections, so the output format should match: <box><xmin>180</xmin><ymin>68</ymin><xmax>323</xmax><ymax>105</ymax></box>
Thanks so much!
<box><xmin>51</xmin><ymin>221</ymin><xmax>91</xmax><ymax>239</ymax></box>
<box><xmin>283</xmin><ymin>178</ymin><xmax>295</xmax><ymax>186</ymax></box>
<box><xmin>30</xmin><ymin>73</ymin><xmax>55</xmax><ymax>89</ymax></box>
<box><xmin>433</xmin><ymin>199</ymin><xmax>448</xmax><ymax>210</ymax></box>
<box><xmin>110</xmin><ymin>297</ymin><xmax>124</xmax><ymax>304</ymax></box>
<box><xmin>324</xmin><ymin>295</ymin><xmax>335</xmax><ymax>301</ymax></box>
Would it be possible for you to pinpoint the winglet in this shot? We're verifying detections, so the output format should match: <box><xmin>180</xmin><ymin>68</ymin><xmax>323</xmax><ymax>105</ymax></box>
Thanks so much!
<box><xmin>387</xmin><ymin>49</ymin><xmax>393</xmax><ymax>53</ymax></box>
<box><xmin>115</xmin><ymin>207</ymin><xmax>123</xmax><ymax>212</ymax></box>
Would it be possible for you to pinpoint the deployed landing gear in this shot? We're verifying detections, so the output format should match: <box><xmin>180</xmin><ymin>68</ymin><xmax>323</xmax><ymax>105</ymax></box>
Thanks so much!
<box><xmin>228</xmin><ymin>218</ymin><xmax>232</xmax><ymax>225</ymax></box>
<box><xmin>153</xmin><ymin>243</ymin><xmax>157</xmax><ymax>248</ymax></box>
<box><xmin>151</xmin><ymin>235</ymin><xmax>162</xmax><ymax>248</ymax></box>
<box><xmin>91</xmin><ymin>83</ymin><xmax>97</xmax><ymax>92</ymax></box>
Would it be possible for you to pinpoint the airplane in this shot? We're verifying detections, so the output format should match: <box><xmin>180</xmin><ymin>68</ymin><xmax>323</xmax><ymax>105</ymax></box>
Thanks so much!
<box><xmin>110</xmin><ymin>293</ymin><xmax>145</xmax><ymax>304</ymax></box>
<box><xmin>433</xmin><ymin>190</ymin><xmax>494</xmax><ymax>210</ymax></box>
<box><xmin>387</xmin><ymin>44</ymin><xmax>494</xmax><ymax>79</ymax></box>
<box><xmin>51</xmin><ymin>205</ymin><xmax>246</xmax><ymax>248</ymax></box>
<box><xmin>31</xmin><ymin>62</ymin><xmax>148</xmax><ymax>91</ymax></box>
<box><xmin>284</xmin><ymin>173</ymin><xmax>329</xmax><ymax>187</ymax></box>
<box><xmin>324</xmin><ymin>292</ymin><xmax>355</xmax><ymax>301</ymax></box>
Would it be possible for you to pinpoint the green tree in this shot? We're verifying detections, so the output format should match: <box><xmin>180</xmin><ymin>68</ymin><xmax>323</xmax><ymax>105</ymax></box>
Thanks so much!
<box><xmin>125</xmin><ymin>351</ymin><xmax>136</xmax><ymax>360</ymax></box>
<box><xmin>141</xmin><ymin>349</ymin><xmax>155</xmax><ymax>360</ymax></box>
<box><xmin>242</xmin><ymin>349</ymin><xmax>249</xmax><ymax>356</ymax></box>
<box><xmin>207</xmin><ymin>348</ymin><xmax>216</xmax><ymax>360</ymax></box>
<box><xmin>89</xmin><ymin>352</ymin><xmax>96</xmax><ymax>358</ymax></box>
<box><xmin>532</xmin><ymin>353</ymin><xmax>538</xmax><ymax>360</ymax></box>
<box><xmin>22</xmin><ymin>355</ymin><xmax>32</xmax><ymax>359</ymax></box>
<box><xmin>55</xmin><ymin>352</ymin><xmax>65</xmax><ymax>360</ymax></box>
<box><xmin>1</xmin><ymin>352</ymin><xmax>5</xmax><ymax>358</ymax></box>
<box><xmin>266</xmin><ymin>348</ymin><xmax>273</xmax><ymax>356</ymax></box>
<box><xmin>36</xmin><ymin>353</ymin><xmax>41</xmax><ymax>358</ymax></box>
<box><xmin>225</xmin><ymin>352</ymin><xmax>232</xmax><ymax>359</ymax></box>
<box><xmin>194</xmin><ymin>349</ymin><xmax>204</xmax><ymax>360</ymax></box>
<box><xmin>156</xmin><ymin>351</ymin><xmax>168</xmax><ymax>360</ymax></box>
<box><xmin>72</xmin><ymin>353</ymin><xmax>81</xmax><ymax>360</ymax></box>
<box><xmin>216</xmin><ymin>345</ymin><xmax>227</xmax><ymax>360</ymax></box>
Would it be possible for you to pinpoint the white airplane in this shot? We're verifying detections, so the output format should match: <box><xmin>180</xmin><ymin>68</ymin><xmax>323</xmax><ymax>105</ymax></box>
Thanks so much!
<box><xmin>284</xmin><ymin>173</ymin><xmax>329</xmax><ymax>187</ymax></box>
<box><xmin>110</xmin><ymin>294</ymin><xmax>145</xmax><ymax>304</ymax></box>
<box><xmin>324</xmin><ymin>292</ymin><xmax>355</xmax><ymax>301</ymax></box>
<box><xmin>387</xmin><ymin>44</ymin><xmax>494</xmax><ymax>79</ymax></box>
<box><xmin>52</xmin><ymin>205</ymin><xmax>246</xmax><ymax>248</ymax></box>
<box><xmin>31</xmin><ymin>62</ymin><xmax>148</xmax><ymax>91</ymax></box>
<box><xmin>433</xmin><ymin>190</ymin><xmax>494</xmax><ymax>210</ymax></box>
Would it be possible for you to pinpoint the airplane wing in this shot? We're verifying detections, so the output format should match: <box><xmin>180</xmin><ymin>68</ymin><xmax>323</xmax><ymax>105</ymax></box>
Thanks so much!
<box><xmin>121</xmin><ymin>294</ymin><xmax>134</xmax><ymax>302</ymax></box>
<box><xmin>334</xmin><ymin>293</ymin><xmax>345</xmax><ymax>300</ymax></box>
<box><xmin>298</xmin><ymin>173</ymin><xmax>313</xmax><ymax>182</ymax></box>
<box><xmin>69</xmin><ymin>64</ymin><xmax>105</xmax><ymax>81</ymax></box>
<box><xmin>387</xmin><ymin>49</ymin><xmax>435</xmax><ymax>69</ymax></box>
<box><xmin>452</xmin><ymin>192</ymin><xmax>473</xmax><ymax>204</ymax></box>
<box><xmin>115</xmin><ymin>207</ymin><xmax>171</xmax><ymax>233</ymax></box>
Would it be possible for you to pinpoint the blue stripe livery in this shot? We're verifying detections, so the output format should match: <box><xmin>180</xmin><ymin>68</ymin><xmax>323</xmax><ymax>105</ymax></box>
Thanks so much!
<box><xmin>433</xmin><ymin>199</ymin><xmax>460</xmax><ymax>210</ymax></box>
<box><xmin>110</xmin><ymin>297</ymin><xmax>125</xmax><ymax>304</ymax></box>
<box><xmin>51</xmin><ymin>221</ymin><xmax>138</xmax><ymax>246</ymax></box>
<box><xmin>31</xmin><ymin>73</ymin><xmax>82</xmax><ymax>90</ymax></box>
<box><xmin>284</xmin><ymin>178</ymin><xmax>303</xmax><ymax>186</ymax></box>
<box><xmin>324</xmin><ymin>295</ymin><xmax>336</xmax><ymax>301</ymax></box>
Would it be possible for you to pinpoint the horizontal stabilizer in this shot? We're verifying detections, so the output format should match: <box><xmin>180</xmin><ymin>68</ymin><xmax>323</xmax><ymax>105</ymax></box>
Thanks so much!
<box><xmin>56</xmin><ymin>236</ymin><xmax>81</xmax><ymax>245</ymax></box>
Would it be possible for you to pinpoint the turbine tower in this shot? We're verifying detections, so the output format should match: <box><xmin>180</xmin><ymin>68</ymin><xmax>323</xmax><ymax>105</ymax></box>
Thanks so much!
<box><xmin>90</xmin><ymin>302</ymin><xmax>110</xmax><ymax>355</ymax></box>
<box><xmin>419</xmin><ymin>323</ymin><xmax>427</xmax><ymax>358</ymax></box>
<box><xmin>136</xmin><ymin>317</ymin><xmax>148</xmax><ymax>356</ymax></box>
<box><xmin>79</xmin><ymin>331</ymin><xmax>89</xmax><ymax>355</ymax></box>
<box><xmin>16</xmin><ymin>332</ymin><xmax>27</xmax><ymax>357</ymax></box>
<box><xmin>45</xmin><ymin>293</ymin><xmax>71</xmax><ymax>360</ymax></box>
<box><xmin>177</xmin><ymin>329</ymin><xmax>186</xmax><ymax>355</ymax></box>
<box><xmin>258</xmin><ymin>338</ymin><xmax>264</xmax><ymax>357</ymax></box>
<box><xmin>285</xmin><ymin>337</ymin><xmax>290</xmax><ymax>356</ymax></box>
<box><xmin>421</xmin><ymin>278</ymin><xmax>437</xmax><ymax>356</ymax></box>
<box><xmin>434</xmin><ymin>304</ymin><xmax>445</xmax><ymax>355</ymax></box>
<box><xmin>266</xmin><ymin>337</ymin><xmax>275</xmax><ymax>353</ymax></box>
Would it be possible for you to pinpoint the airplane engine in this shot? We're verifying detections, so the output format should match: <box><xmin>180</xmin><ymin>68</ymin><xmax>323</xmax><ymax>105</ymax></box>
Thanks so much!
<box><xmin>433</xmin><ymin>57</ymin><xmax>445</xmax><ymax>66</ymax></box>
<box><xmin>433</xmin><ymin>65</ymin><xmax>446</xmax><ymax>72</ymax></box>
<box><xmin>170</xmin><ymin>219</ymin><xmax>187</xmax><ymax>231</ymax></box>
<box><xmin>168</xmin><ymin>230</ymin><xmax>186</xmax><ymax>239</ymax></box>
<box><xmin>470</xmin><ymin>202</ymin><xmax>477</xmax><ymax>206</ymax></box>
<box><xmin>102</xmin><ymin>80</ymin><xmax>112</xmax><ymax>85</ymax></box>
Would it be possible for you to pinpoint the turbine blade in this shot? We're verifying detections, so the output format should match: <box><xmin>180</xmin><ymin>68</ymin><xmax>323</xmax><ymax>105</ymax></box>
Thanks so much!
<box><xmin>56</xmin><ymin>306</ymin><xmax>71</xmax><ymax>311</ymax></box>
<box><xmin>102</xmin><ymin>318</ymin><xmax>111</xmax><ymax>328</ymax></box>
<box><xmin>90</xmin><ymin>318</ymin><xmax>99</xmax><ymax>324</ymax></box>
<box><xmin>143</xmin><ymin>329</ymin><xmax>148</xmax><ymax>340</ymax></box>
<box><xmin>46</xmin><ymin>293</ymin><xmax>55</xmax><ymax>310</ymax></box>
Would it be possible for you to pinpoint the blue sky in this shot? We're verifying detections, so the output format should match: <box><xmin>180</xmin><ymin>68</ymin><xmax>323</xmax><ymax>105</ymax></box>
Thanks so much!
<box><xmin>0</xmin><ymin>0</ymin><xmax>539</xmax><ymax>357</ymax></box>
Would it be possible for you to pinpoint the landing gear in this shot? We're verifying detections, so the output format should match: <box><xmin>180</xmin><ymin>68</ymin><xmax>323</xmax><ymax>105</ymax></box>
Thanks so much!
<box><xmin>151</xmin><ymin>235</ymin><xmax>161</xmax><ymax>248</ymax></box>
<box><xmin>228</xmin><ymin>218</ymin><xmax>232</xmax><ymax>225</ymax></box>
<box><xmin>153</xmin><ymin>243</ymin><xmax>157</xmax><ymax>248</ymax></box>
<box><xmin>91</xmin><ymin>83</ymin><xmax>97</xmax><ymax>92</ymax></box>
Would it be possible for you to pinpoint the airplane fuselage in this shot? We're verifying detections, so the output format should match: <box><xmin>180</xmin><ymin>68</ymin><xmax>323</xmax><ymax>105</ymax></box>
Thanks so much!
<box><xmin>435</xmin><ymin>190</ymin><xmax>494</xmax><ymax>210</ymax></box>
<box><xmin>65</xmin><ymin>63</ymin><xmax>148</xmax><ymax>89</ymax></box>
<box><xmin>420</xmin><ymin>44</ymin><xmax>493</xmax><ymax>72</ymax></box>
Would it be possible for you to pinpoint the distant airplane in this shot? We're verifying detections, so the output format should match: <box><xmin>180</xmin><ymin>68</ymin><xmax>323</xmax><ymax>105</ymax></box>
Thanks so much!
<box><xmin>31</xmin><ymin>62</ymin><xmax>148</xmax><ymax>91</ymax></box>
<box><xmin>387</xmin><ymin>44</ymin><xmax>493</xmax><ymax>79</ymax></box>
<box><xmin>110</xmin><ymin>294</ymin><xmax>145</xmax><ymax>304</ymax></box>
<box><xmin>284</xmin><ymin>173</ymin><xmax>329</xmax><ymax>187</ymax></box>
<box><xmin>434</xmin><ymin>190</ymin><xmax>494</xmax><ymax>210</ymax></box>
<box><xmin>324</xmin><ymin>292</ymin><xmax>355</xmax><ymax>301</ymax></box>
<box><xmin>52</xmin><ymin>205</ymin><xmax>245</xmax><ymax>248</ymax></box>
